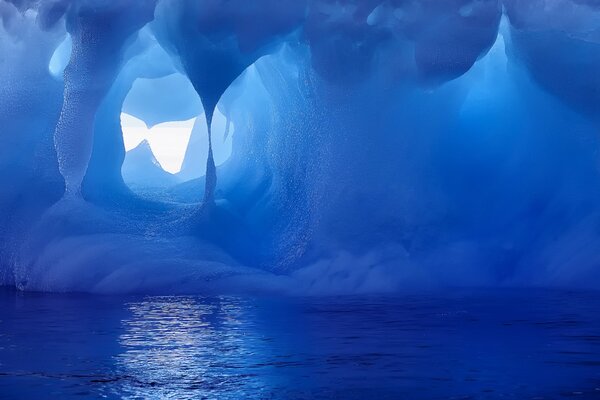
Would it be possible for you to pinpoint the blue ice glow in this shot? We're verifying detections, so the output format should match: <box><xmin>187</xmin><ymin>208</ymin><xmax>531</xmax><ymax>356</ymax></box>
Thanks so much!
<box><xmin>48</xmin><ymin>34</ymin><xmax>71</xmax><ymax>79</ymax></box>
<box><xmin>0</xmin><ymin>0</ymin><xmax>599</xmax><ymax>294</ymax></box>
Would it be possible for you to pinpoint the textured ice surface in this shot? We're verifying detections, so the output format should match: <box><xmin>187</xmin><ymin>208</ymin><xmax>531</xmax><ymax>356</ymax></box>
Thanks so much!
<box><xmin>0</xmin><ymin>0</ymin><xmax>599</xmax><ymax>294</ymax></box>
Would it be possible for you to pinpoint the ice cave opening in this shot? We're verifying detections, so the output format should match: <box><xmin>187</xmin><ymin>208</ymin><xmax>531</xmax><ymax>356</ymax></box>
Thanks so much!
<box><xmin>118</xmin><ymin>73</ymin><xmax>234</xmax><ymax>196</ymax></box>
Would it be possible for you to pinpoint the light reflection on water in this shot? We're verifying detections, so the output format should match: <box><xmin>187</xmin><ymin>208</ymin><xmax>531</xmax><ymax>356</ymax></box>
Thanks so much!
<box><xmin>1</xmin><ymin>289</ymin><xmax>600</xmax><ymax>399</ymax></box>
<box><xmin>114</xmin><ymin>297</ymin><xmax>267</xmax><ymax>399</ymax></box>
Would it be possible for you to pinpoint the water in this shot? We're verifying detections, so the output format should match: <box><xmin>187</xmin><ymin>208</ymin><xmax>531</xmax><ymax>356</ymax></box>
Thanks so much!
<box><xmin>0</xmin><ymin>288</ymin><xmax>599</xmax><ymax>399</ymax></box>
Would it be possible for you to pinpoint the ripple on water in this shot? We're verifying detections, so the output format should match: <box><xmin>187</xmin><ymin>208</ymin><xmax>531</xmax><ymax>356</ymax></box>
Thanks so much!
<box><xmin>0</xmin><ymin>289</ymin><xmax>599</xmax><ymax>399</ymax></box>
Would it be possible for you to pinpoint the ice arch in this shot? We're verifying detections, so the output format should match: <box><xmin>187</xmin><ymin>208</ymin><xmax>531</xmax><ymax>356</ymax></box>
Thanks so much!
<box><xmin>3</xmin><ymin>0</ymin><xmax>600</xmax><ymax>295</ymax></box>
<box><xmin>152</xmin><ymin>0</ymin><xmax>306</xmax><ymax>204</ymax></box>
<box><xmin>81</xmin><ymin>24</ymin><xmax>188</xmax><ymax>205</ymax></box>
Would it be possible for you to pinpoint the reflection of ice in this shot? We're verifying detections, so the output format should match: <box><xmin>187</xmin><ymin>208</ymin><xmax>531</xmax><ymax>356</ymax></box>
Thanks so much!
<box><xmin>115</xmin><ymin>296</ymin><xmax>262</xmax><ymax>399</ymax></box>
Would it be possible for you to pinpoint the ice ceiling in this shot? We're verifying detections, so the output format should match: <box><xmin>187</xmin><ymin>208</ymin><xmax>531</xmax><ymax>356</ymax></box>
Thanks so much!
<box><xmin>0</xmin><ymin>0</ymin><xmax>599</xmax><ymax>294</ymax></box>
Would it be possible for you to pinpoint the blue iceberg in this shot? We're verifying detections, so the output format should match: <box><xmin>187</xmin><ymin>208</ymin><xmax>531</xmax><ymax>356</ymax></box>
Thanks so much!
<box><xmin>0</xmin><ymin>0</ymin><xmax>599</xmax><ymax>294</ymax></box>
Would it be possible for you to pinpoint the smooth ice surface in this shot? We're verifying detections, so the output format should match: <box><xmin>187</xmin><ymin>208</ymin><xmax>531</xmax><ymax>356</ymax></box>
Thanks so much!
<box><xmin>0</xmin><ymin>0</ymin><xmax>599</xmax><ymax>294</ymax></box>
<box><xmin>1</xmin><ymin>288</ymin><xmax>600</xmax><ymax>399</ymax></box>
<box><xmin>48</xmin><ymin>34</ymin><xmax>71</xmax><ymax>79</ymax></box>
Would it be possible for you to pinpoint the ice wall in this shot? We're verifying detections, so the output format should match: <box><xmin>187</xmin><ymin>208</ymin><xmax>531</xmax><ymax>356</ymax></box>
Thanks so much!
<box><xmin>0</xmin><ymin>0</ymin><xmax>599</xmax><ymax>294</ymax></box>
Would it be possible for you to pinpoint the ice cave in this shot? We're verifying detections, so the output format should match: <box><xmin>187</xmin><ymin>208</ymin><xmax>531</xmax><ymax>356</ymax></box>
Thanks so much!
<box><xmin>1</xmin><ymin>0</ymin><xmax>600</xmax><ymax>398</ymax></box>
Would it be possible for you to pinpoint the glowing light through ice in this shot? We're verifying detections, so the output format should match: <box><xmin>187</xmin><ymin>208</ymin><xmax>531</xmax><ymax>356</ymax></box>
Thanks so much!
<box><xmin>48</xmin><ymin>34</ymin><xmax>72</xmax><ymax>79</ymax></box>
<box><xmin>121</xmin><ymin>113</ymin><xmax>196</xmax><ymax>174</ymax></box>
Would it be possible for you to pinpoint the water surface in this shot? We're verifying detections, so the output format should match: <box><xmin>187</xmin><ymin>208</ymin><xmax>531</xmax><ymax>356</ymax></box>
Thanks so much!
<box><xmin>0</xmin><ymin>288</ymin><xmax>599</xmax><ymax>399</ymax></box>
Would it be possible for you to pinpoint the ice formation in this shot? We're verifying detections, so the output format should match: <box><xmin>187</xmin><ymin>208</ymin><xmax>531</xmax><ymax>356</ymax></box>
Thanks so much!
<box><xmin>0</xmin><ymin>0</ymin><xmax>599</xmax><ymax>294</ymax></box>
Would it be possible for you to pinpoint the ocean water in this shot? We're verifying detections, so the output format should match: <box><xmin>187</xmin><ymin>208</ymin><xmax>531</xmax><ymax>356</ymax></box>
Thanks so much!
<box><xmin>0</xmin><ymin>288</ymin><xmax>599</xmax><ymax>399</ymax></box>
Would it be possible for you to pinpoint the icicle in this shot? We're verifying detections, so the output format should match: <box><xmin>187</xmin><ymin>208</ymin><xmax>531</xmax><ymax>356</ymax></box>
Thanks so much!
<box><xmin>203</xmin><ymin>108</ymin><xmax>217</xmax><ymax>204</ymax></box>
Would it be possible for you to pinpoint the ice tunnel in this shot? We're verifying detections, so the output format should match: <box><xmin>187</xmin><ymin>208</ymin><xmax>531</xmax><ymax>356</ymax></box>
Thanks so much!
<box><xmin>0</xmin><ymin>0</ymin><xmax>599</xmax><ymax>294</ymax></box>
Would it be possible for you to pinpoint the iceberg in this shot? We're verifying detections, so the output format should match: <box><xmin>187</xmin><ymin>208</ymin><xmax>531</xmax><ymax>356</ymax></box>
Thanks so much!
<box><xmin>0</xmin><ymin>0</ymin><xmax>599</xmax><ymax>294</ymax></box>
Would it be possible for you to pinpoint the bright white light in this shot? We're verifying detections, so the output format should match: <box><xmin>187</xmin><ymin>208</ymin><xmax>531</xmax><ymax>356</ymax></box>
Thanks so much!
<box><xmin>121</xmin><ymin>113</ymin><xmax>196</xmax><ymax>174</ymax></box>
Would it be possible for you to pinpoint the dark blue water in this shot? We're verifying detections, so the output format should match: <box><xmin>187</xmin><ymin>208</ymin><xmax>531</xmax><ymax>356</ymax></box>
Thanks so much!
<box><xmin>0</xmin><ymin>288</ymin><xmax>599</xmax><ymax>399</ymax></box>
